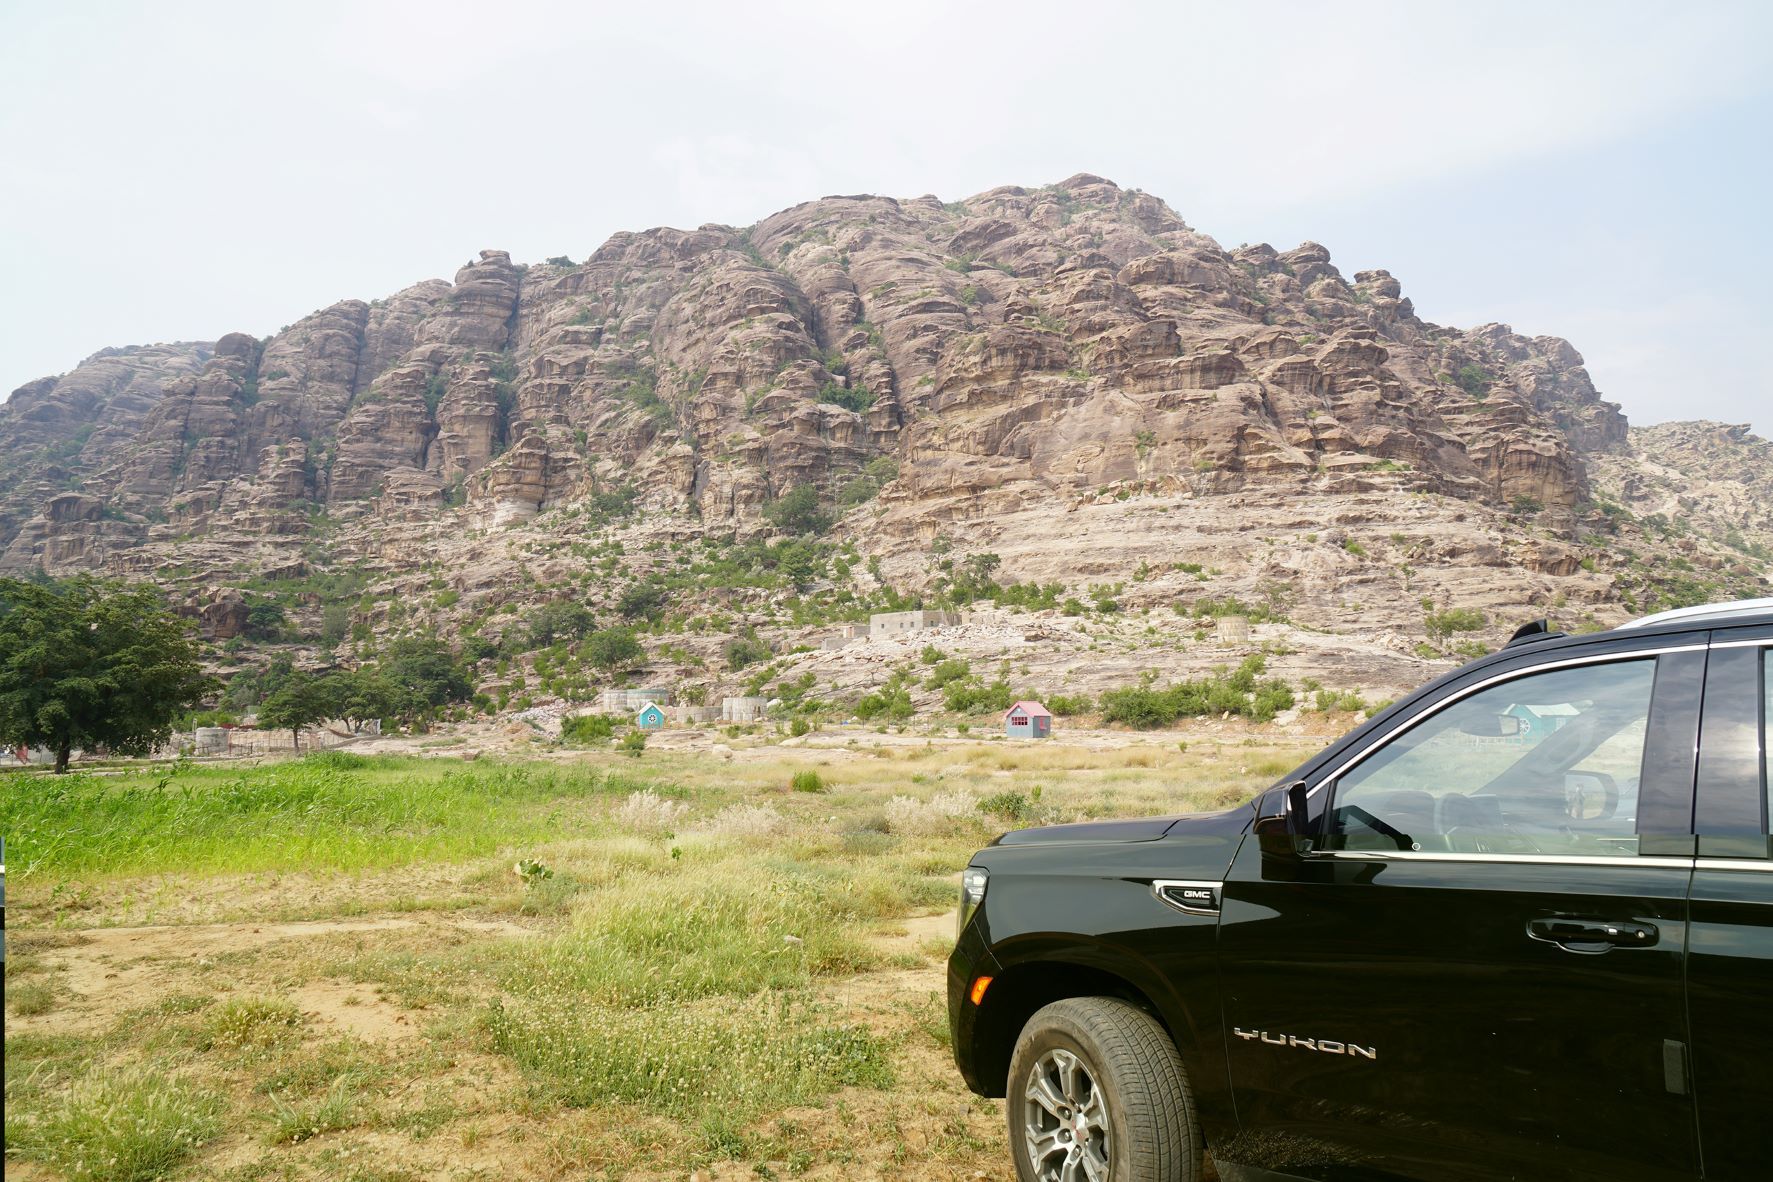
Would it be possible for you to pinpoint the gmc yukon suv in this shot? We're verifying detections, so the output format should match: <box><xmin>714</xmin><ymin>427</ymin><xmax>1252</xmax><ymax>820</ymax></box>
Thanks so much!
<box><xmin>949</xmin><ymin>598</ymin><xmax>1773</xmax><ymax>1182</ymax></box>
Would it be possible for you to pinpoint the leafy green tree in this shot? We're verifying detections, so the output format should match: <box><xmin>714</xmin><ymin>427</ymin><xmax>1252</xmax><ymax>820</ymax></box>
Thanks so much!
<box><xmin>762</xmin><ymin>484</ymin><xmax>833</xmax><ymax>535</ymax></box>
<box><xmin>617</xmin><ymin>581</ymin><xmax>667</xmax><ymax>621</ymax></box>
<box><xmin>379</xmin><ymin>636</ymin><xmax>474</xmax><ymax>707</ymax></box>
<box><xmin>220</xmin><ymin>653</ymin><xmax>294</xmax><ymax>713</ymax></box>
<box><xmin>320</xmin><ymin>603</ymin><xmax>351</xmax><ymax>646</ymax></box>
<box><xmin>325</xmin><ymin>669</ymin><xmax>406</xmax><ymax>730</ymax></box>
<box><xmin>256</xmin><ymin>673</ymin><xmax>333</xmax><ymax>750</ymax></box>
<box><xmin>242</xmin><ymin>595</ymin><xmax>287</xmax><ymax>641</ymax></box>
<box><xmin>724</xmin><ymin>635</ymin><xmax>772</xmax><ymax>671</ymax></box>
<box><xmin>525</xmin><ymin>600</ymin><xmax>596</xmax><ymax>647</ymax></box>
<box><xmin>0</xmin><ymin>576</ymin><xmax>214</xmax><ymax>772</ymax></box>
<box><xmin>584</xmin><ymin>627</ymin><xmax>645</xmax><ymax>673</ymax></box>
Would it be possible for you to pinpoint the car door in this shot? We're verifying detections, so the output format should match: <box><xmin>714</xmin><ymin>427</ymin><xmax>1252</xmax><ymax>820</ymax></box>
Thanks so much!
<box><xmin>1685</xmin><ymin>621</ymin><xmax>1772</xmax><ymax>1180</ymax></box>
<box><xmin>1214</xmin><ymin>637</ymin><xmax>1705</xmax><ymax>1181</ymax></box>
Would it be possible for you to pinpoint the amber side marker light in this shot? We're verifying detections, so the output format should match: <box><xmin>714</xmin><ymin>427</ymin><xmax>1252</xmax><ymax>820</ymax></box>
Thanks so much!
<box><xmin>969</xmin><ymin>976</ymin><xmax>994</xmax><ymax>1005</ymax></box>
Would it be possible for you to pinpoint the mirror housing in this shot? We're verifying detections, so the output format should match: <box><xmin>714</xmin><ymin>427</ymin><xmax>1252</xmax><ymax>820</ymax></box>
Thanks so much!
<box><xmin>1255</xmin><ymin>781</ymin><xmax>1314</xmax><ymax>844</ymax></box>
<box><xmin>1564</xmin><ymin>771</ymin><xmax>1619</xmax><ymax>821</ymax></box>
<box><xmin>1459</xmin><ymin>713</ymin><xmax>1523</xmax><ymax>738</ymax></box>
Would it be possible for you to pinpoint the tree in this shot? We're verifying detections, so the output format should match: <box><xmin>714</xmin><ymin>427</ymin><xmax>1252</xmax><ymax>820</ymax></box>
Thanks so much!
<box><xmin>584</xmin><ymin>627</ymin><xmax>645</xmax><ymax>673</ymax></box>
<box><xmin>256</xmin><ymin>673</ymin><xmax>333</xmax><ymax>751</ymax></box>
<box><xmin>762</xmin><ymin>484</ymin><xmax>833</xmax><ymax>535</ymax></box>
<box><xmin>0</xmin><ymin>576</ymin><xmax>214</xmax><ymax>772</ymax></box>
<box><xmin>242</xmin><ymin>595</ymin><xmax>287</xmax><ymax>641</ymax></box>
<box><xmin>525</xmin><ymin>600</ymin><xmax>595</xmax><ymax>648</ymax></box>
<box><xmin>379</xmin><ymin>636</ymin><xmax>474</xmax><ymax>707</ymax></box>
<box><xmin>616</xmin><ymin>581</ymin><xmax>667</xmax><ymax>621</ymax></box>
<box><xmin>326</xmin><ymin>669</ymin><xmax>406</xmax><ymax>731</ymax></box>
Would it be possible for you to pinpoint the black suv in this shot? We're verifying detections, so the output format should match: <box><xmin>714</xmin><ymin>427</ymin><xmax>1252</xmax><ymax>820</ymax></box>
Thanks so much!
<box><xmin>949</xmin><ymin>599</ymin><xmax>1773</xmax><ymax>1182</ymax></box>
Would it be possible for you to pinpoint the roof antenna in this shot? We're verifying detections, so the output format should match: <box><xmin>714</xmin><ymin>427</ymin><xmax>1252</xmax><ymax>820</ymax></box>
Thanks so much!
<box><xmin>1506</xmin><ymin>618</ymin><xmax>1554</xmax><ymax>647</ymax></box>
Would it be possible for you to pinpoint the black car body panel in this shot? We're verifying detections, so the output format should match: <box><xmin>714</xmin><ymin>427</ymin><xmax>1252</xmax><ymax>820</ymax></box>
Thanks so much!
<box><xmin>949</xmin><ymin>605</ymin><xmax>1773</xmax><ymax>1180</ymax></box>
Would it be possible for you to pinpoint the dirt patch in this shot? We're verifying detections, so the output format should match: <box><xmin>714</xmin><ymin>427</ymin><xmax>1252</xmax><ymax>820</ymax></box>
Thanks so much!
<box><xmin>289</xmin><ymin>978</ymin><xmax>421</xmax><ymax>1043</ymax></box>
<box><xmin>6</xmin><ymin>916</ymin><xmax>532</xmax><ymax>1036</ymax></box>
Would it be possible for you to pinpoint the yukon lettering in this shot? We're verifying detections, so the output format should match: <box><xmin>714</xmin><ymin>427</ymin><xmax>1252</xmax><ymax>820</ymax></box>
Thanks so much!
<box><xmin>1235</xmin><ymin>1028</ymin><xmax>1377</xmax><ymax>1060</ymax></box>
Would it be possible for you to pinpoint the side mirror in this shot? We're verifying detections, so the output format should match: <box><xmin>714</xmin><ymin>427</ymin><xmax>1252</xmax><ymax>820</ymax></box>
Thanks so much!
<box><xmin>1255</xmin><ymin>781</ymin><xmax>1313</xmax><ymax>843</ymax></box>
<box><xmin>1459</xmin><ymin>713</ymin><xmax>1522</xmax><ymax>738</ymax></box>
<box><xmin>1564</xmin><ymin>771</ymin><xmax>1619</xmax><ymax>821</ymax></box>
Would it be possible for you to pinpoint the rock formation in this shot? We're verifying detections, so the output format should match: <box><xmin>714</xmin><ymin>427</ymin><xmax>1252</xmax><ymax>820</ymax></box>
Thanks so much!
<box><xmin>0</xmin><ymin>175</ymin><xmax>1764</xmax><ymax>681</ymax></box>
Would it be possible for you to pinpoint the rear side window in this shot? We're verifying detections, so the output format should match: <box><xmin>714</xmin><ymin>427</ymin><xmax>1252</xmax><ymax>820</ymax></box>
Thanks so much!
<box><xmin>1326</xmin><ymin>659</ymin><xmax>1657</xmax><ymax>858</ymax></box>
<box><xmin>1764</xmin><ymin>651</ymin><xmax>1772</xmax><ymax>824</ymax></box>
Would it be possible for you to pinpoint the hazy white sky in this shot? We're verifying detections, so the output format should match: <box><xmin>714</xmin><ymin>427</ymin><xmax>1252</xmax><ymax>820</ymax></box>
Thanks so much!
<box><xmin>3</xmin><ymin>0</ymin><xmax>1769</xmax><ymax>435</ymax></box>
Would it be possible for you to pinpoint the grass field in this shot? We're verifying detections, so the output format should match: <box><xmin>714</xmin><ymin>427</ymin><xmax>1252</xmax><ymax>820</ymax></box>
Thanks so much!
<box><xmin>3</xmin><ymin>733</ymin><xmax>1314</xmax><ymax>1181</ymax></box>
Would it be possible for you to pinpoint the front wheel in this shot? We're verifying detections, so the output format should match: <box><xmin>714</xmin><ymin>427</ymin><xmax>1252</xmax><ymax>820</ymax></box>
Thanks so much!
<box><xmin>1006</xmin><ymin>997</ymin><xmax>1201</xmax><ymax>1182</ymax></box>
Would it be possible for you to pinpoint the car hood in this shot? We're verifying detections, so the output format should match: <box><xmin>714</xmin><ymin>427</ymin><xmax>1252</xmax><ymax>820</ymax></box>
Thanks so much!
<box><xmin>991</xmin><ymin>805</ymin><xmax>1251</xmax><ymax>847</ymax></box>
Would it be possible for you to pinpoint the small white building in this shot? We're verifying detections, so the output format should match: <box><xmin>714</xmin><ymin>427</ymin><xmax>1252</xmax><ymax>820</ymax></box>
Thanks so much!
<box><xmin>720</xmin><ymin>696</ymin><xmax>768</xmax><ymax>723</ymax></box>
<box><xmin>599</xmin><ymin>687</ymin><xmax>670</xmax><ymax>714</ymax></box>
<box><xmin>868</xmin><ymin>610</ymin><xmax>962</xmax><ymax>641</ymax></box>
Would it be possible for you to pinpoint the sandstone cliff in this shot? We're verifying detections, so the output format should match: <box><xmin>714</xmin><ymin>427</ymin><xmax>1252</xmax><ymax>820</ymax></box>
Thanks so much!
<box><xmin>1</xmin><ymin>175</ymin><xmax>1765</xmax><ymax>700</ymax></box>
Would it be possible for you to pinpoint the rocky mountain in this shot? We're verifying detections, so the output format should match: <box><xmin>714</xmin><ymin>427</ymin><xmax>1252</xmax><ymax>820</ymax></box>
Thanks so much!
<box><xmin>2</xmin><ymin>174</ymin><xmax>1767</xmax><ymax>705</ymax></box>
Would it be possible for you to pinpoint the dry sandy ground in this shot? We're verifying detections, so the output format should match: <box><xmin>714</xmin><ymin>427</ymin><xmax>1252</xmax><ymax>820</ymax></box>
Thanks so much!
<box><xmin>7</xmin><ymin>902</ymin><xmax>1016</xmax><ymax>1181</ymax></box>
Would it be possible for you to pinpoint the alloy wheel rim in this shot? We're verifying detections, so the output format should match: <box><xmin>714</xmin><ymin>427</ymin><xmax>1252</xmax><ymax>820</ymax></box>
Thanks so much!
<box><xmin>1022</xmin><ymin>1047</ymin><xmax>1110</xmax><ymax>1182</ymax></box>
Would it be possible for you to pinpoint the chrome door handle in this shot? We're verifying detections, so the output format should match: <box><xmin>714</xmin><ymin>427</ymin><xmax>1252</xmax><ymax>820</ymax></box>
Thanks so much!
<box><xmin>1527</xmin><ymin>916</ymin><xmax>1658</xmax><ymax>953</ymax></box>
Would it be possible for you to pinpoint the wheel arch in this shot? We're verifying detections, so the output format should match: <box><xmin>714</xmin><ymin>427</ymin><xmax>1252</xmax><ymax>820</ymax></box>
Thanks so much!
<box><xmin>969</xmin><ymin>953</ymin><xmax>1198</xmax><ymax>1100</ymax></box>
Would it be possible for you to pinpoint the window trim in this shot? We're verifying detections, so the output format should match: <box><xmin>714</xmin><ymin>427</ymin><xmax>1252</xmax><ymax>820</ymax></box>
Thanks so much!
<box><xmin>1303</xmin><ymin>643</ymin><xmax>1705</xmax><ymax>866</ymax></box>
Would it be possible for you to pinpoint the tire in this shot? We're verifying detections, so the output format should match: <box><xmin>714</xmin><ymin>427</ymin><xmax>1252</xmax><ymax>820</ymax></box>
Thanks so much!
<box><xmin>1006</xmin><ymin>996</ymin><xmax>1201</xmax><ymax>1182</ymax></box>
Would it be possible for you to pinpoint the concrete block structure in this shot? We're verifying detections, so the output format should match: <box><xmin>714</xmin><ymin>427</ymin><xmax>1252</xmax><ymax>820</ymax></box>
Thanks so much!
<box><xmin>868</xmin><ymin>610</ymin><xmax>962</xmax><ymax>641</ymax></box>
<box><xmin>720</xmin><ymin>696</ymin><xmax>768</xmax><ymax>723</ymax></box>
<box><xmin>1215</xmin><ymin>615</ymin><xmax>1251</xmax><ymax>645</ymax></box>
<box><xmin>193</xmin><ymin>727</ymin><xmax>231</xmax><ymax>755</ymax></box>
<box><xmin>599</xmin><ymin>687</ymin><xmax>670</xmax><ymax>713</ymax></box>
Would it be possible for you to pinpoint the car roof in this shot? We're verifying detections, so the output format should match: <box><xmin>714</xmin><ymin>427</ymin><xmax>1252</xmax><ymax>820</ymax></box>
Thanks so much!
<box><xmin>1276</xmin><ymin>597</ymin><xmax>1773</xmax><ymax>791</ymax></box>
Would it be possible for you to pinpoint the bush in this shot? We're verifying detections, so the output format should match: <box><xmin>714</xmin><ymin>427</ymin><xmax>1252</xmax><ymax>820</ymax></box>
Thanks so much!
<box><xmin>763</xmin><ymin>485</ymin><xmax>833</xmax><ymax>535</ymax></box>
<box><xmin>1191</xmin><ymin>595</ymin><xmax>1287</xmax><ymax>624</ymax></box>
<box><xmin>617</xmin><ymin>582</ymin><xmax>667</xmax><ymax>621</ymax></box>
<box><xmin>818</xmin><ymin>382</ymin><xmax>875</xmax><ymax>412</ymax></box>
<box><xmin>1100</xmin><ymin>656</ymin><xmax>1295</xmax><ymax>728</ymax></box>
<box><xmin>527</xmin><ymin>600</ymin><xmax>595</xmax><ymax>647</ymax></box>
<box><xmin>1424</xmin><ymin>607</ymin><xmax>1487</xmax><ymax>640</ymax></box>
<box><xmin>1044</xmin><ymin>693</ymin><xmax>1094</xmax><ymax>717</ymax></box>
<box><xmin>619</xmin><ymin>731</ymin><xmax>647</xmax><ymax>758</ymax></box>
<box><xmin>942</xmin><ymin>676</ymin><xmax>1014</xmax><ymax>714</ymax></box>
<box><xmin>978</xmin><ymin>789</ymin><xmax>1036</xmax><ymax>823</ymax></box>
<box><xmin>923</xmin><ymin>658</ymin><xmax>971</xmax><ymax>689</ymax></box>
<box><xmin>584</xmin><ymin>627</ymin><xmax>645</xmax><ymax>672</ymax></box>
<box><xmin>724</xmin><ymin>636</ymin><xmax>772</xmax><ymax>671</ymax></box>
<box><xmin>791</xmin><ymin>770</ymin><xmax>826</xmax><ymax>793</ymax></box>
<box><xmin>1313</xmin><ymin>689</ymin><xmax>1367</xmax><ymax>713</ymax></box>
<box><xmin>854</xmin><ymin>686</ymin><xmax>913</xmax><ymax>721</ymax></box>
<box><xmin>1455</xmin><ymin>363</ymin><xmax>1493</xmax><ymax>398</ymax></box>
<box><xmin>561</xmin><ymin>714</ymin><xmax>613</xmax><ymax>744</ymax></box>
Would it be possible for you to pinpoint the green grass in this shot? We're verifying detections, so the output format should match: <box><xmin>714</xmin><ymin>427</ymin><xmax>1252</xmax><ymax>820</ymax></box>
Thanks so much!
<box><xmin>265</xmin><ymin>1075</ymin><xmax>363</xmax><ymax>1144</ymax></box>
<box><xmin>538</xmin><ymin>868</ymin><xmax>881</xmax><ymax>1003</ymax></box>
<box><xmin>4</xmin><ymin>1066</ymin><xmax>223</xmax><ymax>1182</ymax></box>
<box><xmin>487</xmin><ymin>992</ymin><xmax>890</xmax><ymax>1118</ymax></box>
<box><xmin>0</xmin><ymin>754</ymin><xmax>652</xmax><ymax>878</ymax></box>
<box><xmin>7</xmin><ymin>979</ymin><xmax>57</xmax><ymax>1016</ymax></box>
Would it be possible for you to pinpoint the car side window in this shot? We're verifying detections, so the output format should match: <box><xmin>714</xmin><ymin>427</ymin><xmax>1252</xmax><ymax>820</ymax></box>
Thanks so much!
<box><xmin>1325</xmin><ymin>658</ymin><xmax>1657</xmax><ymax>858</ymax></box>
<box><xmin>1763</xmin><ymin>650</ymin><xmax>1772</xmax><ymax>825</ymax></box>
